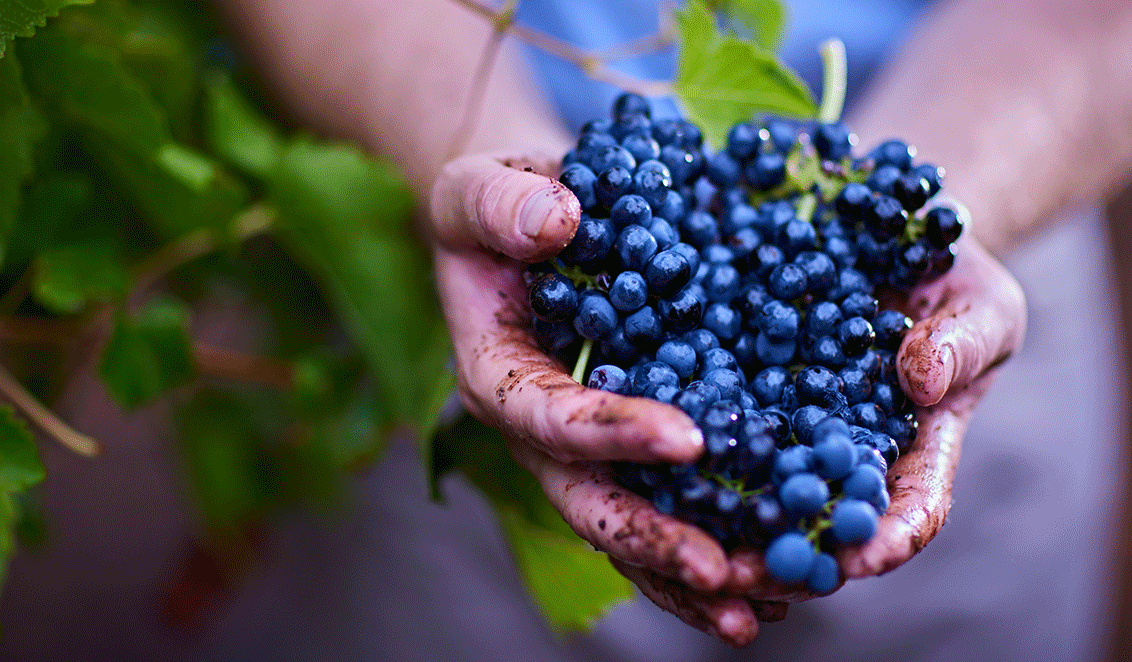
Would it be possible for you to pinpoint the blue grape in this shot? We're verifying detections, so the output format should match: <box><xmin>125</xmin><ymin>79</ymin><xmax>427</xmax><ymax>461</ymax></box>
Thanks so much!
<box><xmin>765</xmin><ymin>531</ymin><xmax>817</xmax><ymax>583</ymax></box>
<box><xmin>779</xmin><ymin>472</ymin><xmax>830</xmax><ymax>517</ymax></box>
<box><xmin>806</xmin><ymin>552</ymin><xmax>840</xmax><ymax>593</ymax></box>
<box><xmin>830</xmin><ymin>499</ymin><xmax>879</xmax><ymax>545</ymax></box>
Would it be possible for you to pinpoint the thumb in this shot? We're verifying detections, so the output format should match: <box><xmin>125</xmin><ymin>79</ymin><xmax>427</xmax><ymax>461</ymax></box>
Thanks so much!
<box><xmin>429</xmin><ymin>150</ymin><xmax>579</xmax><ymax>262</ymax></box>
<box><xmin>898</xmin><ymin>237</ymin><xmax>1026</xmax><ymax>406</ymax></box>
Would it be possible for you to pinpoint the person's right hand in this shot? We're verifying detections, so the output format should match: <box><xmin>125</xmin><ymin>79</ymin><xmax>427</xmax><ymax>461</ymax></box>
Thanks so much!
<box><xmin>602</xmin><ymin>228</ymin><xmax>1025</xmax><ymax>630</ymax></box>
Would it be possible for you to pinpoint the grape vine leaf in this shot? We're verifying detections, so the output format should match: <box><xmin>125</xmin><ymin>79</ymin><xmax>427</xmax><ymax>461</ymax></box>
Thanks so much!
<box><xmin>288</xmin><ymin>351</ymin><xmax>386</xmax><ymax>469</ymax></box>
<box><xmin>116</xmin><ymin>2</ymin><xmax>202</xmax><ymax>141</ymax></box>
<box><xmin>99</xmin><ymin>296</ymin><xmax>196</xmax><ymax>409</ymax></box>
<box><xmin>177</xmin><ymin>390</ymin><xmax>279</xmax><ymax>529</ymax></box>
<box><xmin>10</xmin><ymin>173</ymin><xmax>92</xmax><ymax>263</ymax></box>
<box><xmin>0</xmin><ymin>52</ymin><xmax>48</xmax><ymax>262</ymax></box>
<box><xmin>675</xmin><ymin>0</ymin><xmax>815</xmax><ymax>148</ymax></box>
<box><xmin>0</xmin><ymin>492</ymin><xmax>17</xmax><ymax>587</ymax></box>
<box><xmin>714</xmin><ymin>0</ymin><xmax>786</xmax><ymax>52</ymax></box>
<box><xmin>32</xmin><ymin>237</ymin><xmax>129</xmax><ymax>314</ymax></box>
<box><xmin>431</xmin><ymin>414</ymin><xmax>633</xmax><ymax>630</ymax></box>
<box><xmin>19</xmin><ymin>29</ymin><xmax>169</xmax><ymax>159</ymax></box>
<box><xmin>0</xmin><ymin>0</ymin><xmax>90</xmax><ymax>56</ymax></box>
<box><xmin>0</xmin><ymin>406</ymin><xmax>44</xmax><ymax>494</ymax></box>
<box><xmin>95</xmin><ymin>135</ymin><xmax>251</xmax><ymax>238</ymax></box>
<box><xmin>501</xmin><ymin>510</ymin><xmax>635</xmax><ymax>631</ymax></box>
<box><xmin>267</xmin><ymin>137</ymin><xmax>454</xmax><ymax>443</ymax></box>
<box><xmin>0</xmin><ymin>405</ymin><xmax>44</xmax><ymax>588</ymax></box>
<box><xmin>204</xmin><ymin>75</ymin><xmax>282</xmax><ymax>179</ymax></box>
<box><xmin>19</xmin><ymin>27</ymin><xmax>248</xmax><ymax>237</ymax></box>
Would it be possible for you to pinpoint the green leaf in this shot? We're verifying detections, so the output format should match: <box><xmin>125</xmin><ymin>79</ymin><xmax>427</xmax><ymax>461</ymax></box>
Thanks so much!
<box><xmin>177</xmin><ymin>390</ymin><xmax>278</xmax><ymax>528</ymax></box>
<box><xmin>0</xmin><ymin>491</ymin><xmax>16</xmax><ymax>586</ymax></box>
<box><xmin>288</xmin><ymin>351</ymin><xmax>387</xmax><ymax>468</ymax></box>
<box><xmin>19</xmin><ymin>29</ymin><xmax>169</xmax><ymax>158</ymax></box>
<box><xmin>16</xmin><ymin>26</ymin><xmax>249</xmax><ymax>237</ymax></box>
<box><xmin>432</xmin><ymin>414</ymin><xmax>633</xmax><ymax>629</ymax></box>
<box><xmin>10</xmin><ymin>173</ymin><xmax>92</xmax><ymax>262</ymax></box>
<box><xmin>0</xmin><ymin>406</ymin><xmax>44</xmax><ymax>493</ymax></box>
<box><xmin>676</xmin><ymin>0</ymin><xmax>816</xmax><ymax>148</ymax></box>
<box><xmin>718</xmin><ymin>0</ymin><xmax>786</xmax><ymax>51</ymax></box>
<box><xmin>0</xmin><ymin>52</ymin><xmax>49</xmax><ymax>263</ymax></box>
<box><xmin>118</xmin><ymin>3</ymin><xmax>202</xmax><ymax>140</ymax></box>
<box><xmin>431</xmin><ymin>414</ymin><xmax>571</xmax><ymax>535</ymax></box>
<box><xmin>0</xmin><ymin>406</ymin><xmax>43</xmax><ymax>584</ymax></box>
<box><xmin>154</xmin><ymin>143</ymin><xmax>219</xmax><ymax>191</ymax></box>
<box><xmin>314</xmin><ymin>384</ymin><xmax>388</xmax><ymax>469</ymax></box>
<box><xmin>99</xmin><ymin>296</ymin><xmax>195</xmax><ymax>408</ymax></box>
<box><xmin>268</xmin><ymin>137</ymin><xmax>453</xmax><ymax>438</ymax></box>
<box><xmin>204</xmin><ymin>75</ymin><xmax>282</xmax><ymax>178</ymax></box>
<box><xmin>0</xmin><ymin>0</ymin><xmax>90</xmax><ymax>56</ymax></box>
<box><xmin>94</xmin><ymin>135</ymin><xmax>250</xmax><ymax>238</ymax></box>
<box><xmin>32</xmin><ymin>237</ymin><xmax>129</xmax><ymax>314</ymax></box>
<box><xmin>501</xmin><ymin>510</ymin><xmax>633</xmax><ymax>631</ymax></box>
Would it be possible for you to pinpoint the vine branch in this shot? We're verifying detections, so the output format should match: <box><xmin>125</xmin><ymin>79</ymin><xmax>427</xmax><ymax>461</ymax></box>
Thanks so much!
<box><xmin>448</xmin><ymin>0</ymin><xmax>675</xmax><ymax>98</ymax></box>
<box><xmin>0</xmin><ymin>317</ymin><xmax>295</xmax><ymax>391</ymax></box>
<box><xmin>131</xmin><ymin>203</ymin><xmax>276</xmax><ymax>300</ymax></box>
<box><xmin>193</xmin><ymin>343</ymin><xmax>293</xmax><ymax>390</ymax></box>
<box><xmin>0</xmin><ymin>362</ymin><xmax>100</xmax><ymax>458</ymax></box>
<box><xmin>445</xmin><ymin>0</ymin><xmax>514</xmax><ymax>160</ymax></box>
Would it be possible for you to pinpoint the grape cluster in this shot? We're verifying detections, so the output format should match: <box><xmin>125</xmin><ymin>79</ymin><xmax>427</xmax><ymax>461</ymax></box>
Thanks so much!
<box><xmin>525</xmin><ymin>93</ymin><xmax>963</xmax><ymax>592</ymax></box>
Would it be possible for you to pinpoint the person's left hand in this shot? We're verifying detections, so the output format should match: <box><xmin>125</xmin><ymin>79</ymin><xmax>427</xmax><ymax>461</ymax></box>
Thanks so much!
<box><xmin>429</xmin><ymin>147</ymin><xmax>802</xmax><ymax>646</ymax></box>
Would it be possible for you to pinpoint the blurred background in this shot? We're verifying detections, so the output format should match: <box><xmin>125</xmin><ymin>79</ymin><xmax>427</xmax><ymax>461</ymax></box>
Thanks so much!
<box><xmin>0</xmin><ymin>0</ymin><xmax>1128</xmax><ymax>660</ymax></box>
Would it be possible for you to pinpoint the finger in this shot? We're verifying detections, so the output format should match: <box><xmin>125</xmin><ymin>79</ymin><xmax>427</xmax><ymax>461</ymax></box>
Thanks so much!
<box><xmin>435</xmin><ymin>248</ymin><xmax>705</xmax><ymax>465</ymax></box>
<box><xmin>609</xmin><ymin>558</ymin><xmax>767</xmax><ymax>647</ymax></box>
<box><xmin>898</xmin><ymin>236</ymin><xmax>1027</xmax><ymax>406</ymax></box>
<box><xmin>724</xmin><ymin>549</ymin><xmax>828</xmax><ymax>601</ymax></box>
<box><xmin>507</xmin><ymin>445</ymin><xmax>730</xmax><ymax>592</ymax></box>
<box><xmin>837</xmin><ymin>372</ymin><xmax>992</xmax><ymax>578</ymax></box>
<box><xmin>429</xmin><ymin>150</ymin><xmax>579</xmax><ymax>262</ymax></box>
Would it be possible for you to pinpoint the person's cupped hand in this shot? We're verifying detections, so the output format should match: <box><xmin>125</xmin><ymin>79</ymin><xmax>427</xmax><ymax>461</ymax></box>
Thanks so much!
<box><xmin>427</xmin><ymin>149</ymin><xmax>1026</xmax><ymax>647</ymax></box>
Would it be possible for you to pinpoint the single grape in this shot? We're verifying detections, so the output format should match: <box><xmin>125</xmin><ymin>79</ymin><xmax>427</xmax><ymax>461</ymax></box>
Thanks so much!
<box><xmin>764</xmin><ymin>531</ymin><xmax>817</xmax><ymax>584</ymax></box>
<box><xmin>830</xmin><ymin>499</ymin><xmax>879</xmax><ymax>545</ymax></box>
<box><xmin>806</xmin><ymin>552</ymin><xmax>841</xmax><ymax>593</ymax></box>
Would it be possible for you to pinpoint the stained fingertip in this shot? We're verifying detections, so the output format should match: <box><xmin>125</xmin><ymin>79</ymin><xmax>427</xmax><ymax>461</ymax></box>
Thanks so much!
<box><xmin>898</xmin><ymin>327</ymin><xmax>955</xmax><ymax>406</ymax></box>
<box><xmin>714</xmin><ymin>604</ymin><xmax>759</xmax><ymax>647</ymax></box>
<box><xmin>839</xmin><ymin>523</ymin><xmax>916</xmax><ymax>579</ymax></box>
<box><xmin>676</xmin><ymin>542</ymin><xmax>730</xmax><ymax>592</ymax></box>
<box><xmin>687</xmin><ymin>426</ymin><xmax>705</xmax><ymax>450</ymax></box>
<box><xmin>647</xmin><ymin>422</ymin><xmax>704</xmax><ymax>464</ymax></box>
<box><xmin>519</xmin><ymin>180</ymin><xmax>580</xmax><ymax>251</ymax></box>
<box><xmin>726</xmin><ymin>553</ymin><xmax>759</xmax><ymax>593</ymax></box>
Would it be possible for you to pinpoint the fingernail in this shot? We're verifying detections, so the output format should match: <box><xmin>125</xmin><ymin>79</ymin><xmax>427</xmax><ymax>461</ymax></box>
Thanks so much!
<box><xmin>518</xmin><ymin>186</ymin><xmax>560</xmax><ymax>238</ymax></box>
<box><xmin>679</xmin><ymin>547</ymin><xmax>725</xmax><ymax>591</ymax></box>
<box><xmin>661</xmin><ymin>426</ymin><xmax>703</xmax><ymax>463</ymax></box>
<box><xmin>717</xmin><ymin>608</ymin><xmax>757</xmax><ymax>646</ymax></box>
<box><xmin>687</xmin><ymin>426</ymin><xmax>704</xmax><ymax>449</ymax></box>
<box><xmin>728</xmin><ymin>558</ymin><xmax>756</xmax><ymax>590</ymax></box>
<box><xmin>717</xmin><ymin>609</ymin><xmax>746</xmax><ymax>640</ymax></box>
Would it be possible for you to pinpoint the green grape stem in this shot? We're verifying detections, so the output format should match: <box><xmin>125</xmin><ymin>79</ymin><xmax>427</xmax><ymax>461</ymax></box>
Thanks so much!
<box><xmin>555</xmin><ymin>261</ymin><xmax>599</xmax><ymax>290</ymax></box>
<box><xmin>905</xmin><ymin>213</ymin><xmax>928</xmax><ymax>243</ymax></box>
<box><xmin>806</xmin><ymin>517</ymin><xmax>833</xmax><ymax>544</ymax></box>
<box><xmin>817</xmin><ymin>38</ymin><xmax>848</xmax><ymax>124</ymax></box>
<box><xmin>572</xmin><ymin>338</ymin><xmax>594</xmax><ymax>384</ymax></box>
<box><xmin>795</xmin><ymin>192</ymin><xmax>817</xmax><ymax>223</ymax></box>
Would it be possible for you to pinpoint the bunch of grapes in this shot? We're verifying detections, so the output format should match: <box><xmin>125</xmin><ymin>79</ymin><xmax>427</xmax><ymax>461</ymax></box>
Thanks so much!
<box><xmin>525</xmin><ymin>93</ymin><xmax>963</xmax><ymax>593</ymax></box>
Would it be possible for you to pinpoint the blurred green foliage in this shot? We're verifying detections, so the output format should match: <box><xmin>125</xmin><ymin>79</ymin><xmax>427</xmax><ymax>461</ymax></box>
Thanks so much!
<box><xmin>0</xmin><ymin>0</ymin><xmax>807</xmax><ymax>632</ymax></box>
